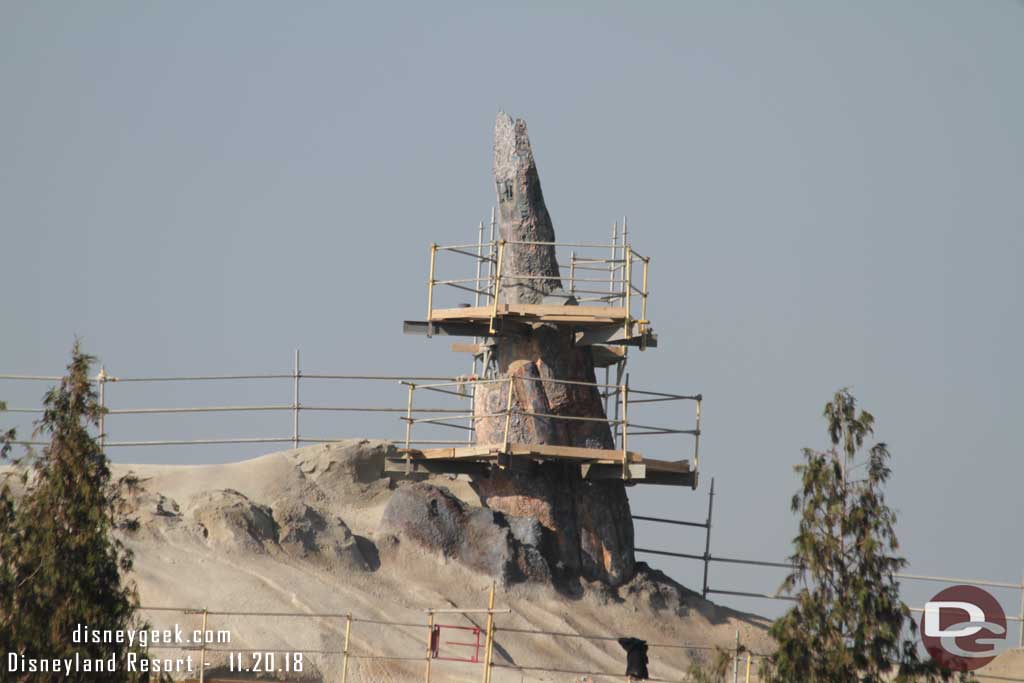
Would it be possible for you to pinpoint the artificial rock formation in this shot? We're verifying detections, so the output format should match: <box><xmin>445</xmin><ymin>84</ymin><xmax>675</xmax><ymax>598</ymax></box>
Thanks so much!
<box><xmin>377</xmin><ymin>482</ymin><xmax>551</xmax><ymax>585</ymax></box>
<box><xmin>472</xmin><ymin>113</ymin><xmax>635</xmax><ymax>586</ymax></box>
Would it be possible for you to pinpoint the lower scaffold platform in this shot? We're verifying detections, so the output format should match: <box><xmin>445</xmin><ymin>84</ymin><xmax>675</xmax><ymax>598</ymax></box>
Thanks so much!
<box><xmin>386</xmin><ymin>442</ymin><xmax>695</xmax><ymax>488</ymax></box>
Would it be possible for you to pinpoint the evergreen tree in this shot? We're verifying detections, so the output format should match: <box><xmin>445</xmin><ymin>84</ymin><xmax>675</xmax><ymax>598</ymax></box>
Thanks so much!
<box><xmin>763</xmin><ymin>388</ymin><xmax>961</xmax><ymax>683</ymax></box>
<box><xmin>0</xmin><ymin>343</ymin><xmax>145</xmax><ymax>682</ymax></box>
<box><xmin>0</xmin><ymin>399</ymin><xmax>18</xmax><ymax>649</ymax></box>
<box><xmin>688</xmin><ymin>646</ymin><xmax>736</xmax><ymax>683</ymax></box>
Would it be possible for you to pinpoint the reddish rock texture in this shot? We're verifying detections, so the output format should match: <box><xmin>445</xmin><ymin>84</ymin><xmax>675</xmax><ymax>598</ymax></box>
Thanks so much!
<box><xmin>471</xmin><ymin>113</ymin><xmax>635</xmax><ymax>586</ymax></box>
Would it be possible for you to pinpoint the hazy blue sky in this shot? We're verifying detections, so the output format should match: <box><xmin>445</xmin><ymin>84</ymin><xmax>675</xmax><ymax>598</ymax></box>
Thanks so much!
<box><xmin>2</xmin><ymin>2</ymin><xmax>1022</xmax><ymax>626</ymax></box>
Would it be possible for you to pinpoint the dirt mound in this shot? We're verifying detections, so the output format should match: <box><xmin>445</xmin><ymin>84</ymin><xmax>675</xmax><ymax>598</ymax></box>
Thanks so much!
<box><xmin>107</xmin><ymin>442</ymin><xmax>772</xmax><ymax>682</ymax></box>
<box><xmin>978</xmin><ymin>647</ymin><xmax>1024</xmax><ymax>682</ymax></box>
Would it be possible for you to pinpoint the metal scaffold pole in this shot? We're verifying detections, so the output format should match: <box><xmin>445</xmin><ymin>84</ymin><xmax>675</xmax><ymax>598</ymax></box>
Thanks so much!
<box><xmin>604</xmin><ymin>221</ymin><xmax>614</xmax><ymax>416</ymax></box>
<box><xmin>622</xmin><ymin>215</ymin><xmax>629</xmax><ymax>307</ymax></box>
<box><xmin>733</xmin><ymin>629</ymin><xmax>741</xmax><ymax>683</ymax></box>
<box><xmin>292</xmin><ymin>349</ymin><xmax>300</xmax><ymax>449</ymax></box>
<box><xmin>424</xmin><ymin>611</ymin><xmax>434</xmax><ymax>683</ymax></box>
<box><xmin>702</xmin><ymin>477</ymin><xmax>715</xmax><ymax>599</ymax></box>
<box><xmin>482</xmin><ymin>583</ymin><xmax>496</xmax><ymax>683</ymax></box>
<box><xmin>620</xmin><ymin>373</ymin><xmax>630</xmax><ymax>480</ymax></box>
<box><xmin>199</xmin><ymin>608</ymin><xmax>208</xmax><ymax>683</ymax></box>
<box><xmin>98</xmin><ymin>366</ymin><xmax>107</xmax><ymax>449</ymax></box>
<box><xmin>341</xmin><ymin>613</ymin><xmax>352</xmax><ymax>683</ymax></box>
<box><xmin>1019</xmin><ymin>571</ymin><xmax>1024</xmax><ymax>647</ymax></box>
<box><xmin>488</xmin><ymin>206</ymin><xmax>496</xmax><ymax>305</ymax></box>
<box><xmin>609</xmin><ymin>221</ymin><xmax>618</xmax><ymax>297</ymax></box>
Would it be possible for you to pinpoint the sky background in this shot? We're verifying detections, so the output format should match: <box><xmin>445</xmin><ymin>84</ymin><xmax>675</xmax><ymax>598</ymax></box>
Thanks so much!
<box><xmin>2</xmin><ymin>2</ymin><xmax>1023</xmax><ymax>631</ymax></box>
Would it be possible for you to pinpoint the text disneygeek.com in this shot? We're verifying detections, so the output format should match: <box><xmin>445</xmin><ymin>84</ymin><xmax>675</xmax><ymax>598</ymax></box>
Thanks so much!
<box><xmin>5</xmin><ymin>624</ymin><xmax>233</xmax><ymax>675</ymax></box>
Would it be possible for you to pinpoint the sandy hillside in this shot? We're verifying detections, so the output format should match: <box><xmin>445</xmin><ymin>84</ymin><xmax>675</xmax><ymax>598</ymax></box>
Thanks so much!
<box><xmin>108</xmin><ymin>439</ymin><xmax>772</xmax><ymax>682</ymax></box>
<box><xmin>978</xmin><ymin>648</ymin><xmax>1024</xmax><ymax>682</ymax></box>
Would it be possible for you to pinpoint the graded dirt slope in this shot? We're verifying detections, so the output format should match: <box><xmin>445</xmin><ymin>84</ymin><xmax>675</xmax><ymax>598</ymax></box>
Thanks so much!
<box><xmin>978</xmin><ymin>648</ymin><xmax>1024</xmax><ymax>682</ymax></box>
<box><xmin>104</xmin><ymin>440</ymin><xmax>772</xmax><ymax>682</ymax></box>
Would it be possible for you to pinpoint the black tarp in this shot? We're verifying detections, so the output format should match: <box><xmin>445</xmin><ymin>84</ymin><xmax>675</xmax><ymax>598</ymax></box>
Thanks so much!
<box><xmin>617</xmin><ymin>636</ymin><xmax>649</xmax><ymax>680</ymax></box>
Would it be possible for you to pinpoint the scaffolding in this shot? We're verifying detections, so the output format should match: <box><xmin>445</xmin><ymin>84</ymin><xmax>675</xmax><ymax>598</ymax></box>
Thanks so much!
<box><xmin>393</xmin><ymin>374</ymin><xmax>700</xmax><ymax>488</ymax></box>
<box><xmin>0</xmin><ymin>360</ymin><xmax>699</xmax><ymax>489</ymax></box>
<box><xmin>7</xmin><ymin>366</ymin><xmax>1023</xmax><ymax>649</ymax></box>
<box><xmin>405</xmin><ymin>217</ymin><xmax>656</xmax><ymax>352</ymax></box>
<box><xmin>400</xmin><ymin>214</ymin><xmax>701</xmax><ymax>489</ymax></box>
<box><xmin>2</xmin><ymin>216</ymin><xmax>700</xmax><ymax>489</ymax></box>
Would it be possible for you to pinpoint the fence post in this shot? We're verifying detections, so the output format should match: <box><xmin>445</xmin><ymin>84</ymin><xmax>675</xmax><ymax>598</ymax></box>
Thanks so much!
<box><xmin>199</xmin><ymin>607</ymin><xmax>208</xmax><ymax>683</ymax></box>
<box><xmin>640</xmin><ymin>255</ymin><xmax>649</xmax><ymax>329</ymax></box>
<box><xmin>97</xmin><ymin>366</ymin><xmax>107</xmax><ymax>450</ymax></box>
<box><xmin>424</xmin><ymin>611</ymin><xmax>435</xmax><ymax>683</ymax></box>
<box><xmin>620</xmin><ymin>374</ymin><xmax>630</xmax><ymax>481</ymax></box>
<box><xmin>604</xmin><ymin>365</ymin><xmax>611</xmax><ymax>417</ymax></box>
<box><xmin>427</xmin><ymin>243</ymin><xmax>437</xmax><ymax>321</ymax></box>
<box><xmin>623</xmin><ymin>241</ymin><xmax>632</xmax><ymax>339</ymax></box>
<box><xmin>609</xmin><ymin>221</ymin><xmax>618</xmax><ymax>297</ymax></box>
<box><xmin>487</xmin><ymin>207</ymin><xmax>497</xmax><ymax>305</ymax></box>
<box><xmin>611</xmin><ymin>361</ymin><xmax>624</xmax><ymax>447</ymax></box>
<box><xmin>292</xmin><ymin>349</ymin><xmax>300</xmax><ymax>449</ymax></box>
<box><xmin>622</xmin><ymin>215</ymin><xmax>629</xmax><ymax>306</ymax></box>
<box><xmin>745</xmin><ymin>653</ymin><xmax>752</xmax><ymax>683</ymax></box>
<box><xmin>475</xmin><ymin>221</ymin><xmax>485</xmax><ymax>309</ymax></box>
<box><xmin>467</xmin><ymin>376</ymin><xmax>476</xmax><ymax>446</ymax></box>
<box><xmin>501</xmin><ymin>376</ymin><xmax>515</xmax><ymax>456</ymax></box>
<box><xmin>341</xmin><ymin>613</ymin><xmax>352</xmax><ymax>683</ymax></box>
<box><xmin>702</xmin><ymin>477</ymin><xmax>715</xmax><ymax>599</ymax></box>
<box><xmin>489</xmin><ymin>241</ymin><xmax>505</xmax><ymax>334</ymax></box>
<box><xmin>732</xmin><ymin>629</ymin><xmax>740</xmax><ymax>683</ymax></box>
<box><xmin>470</xmin><ymin>219</ymin><xmax>486</xmax><ymax>446</ymax></box>
<box><xmin>1019</xmin><ymin>571</ymin><xmax>1024</xmax><ymax>648</ymax></box>
<box><xmin>693</xmin><ymin>397</ymin><xmax>702</xmax><ymax>489</ymax></box>
<box><xmin>404</xmin><ymin>384</ymin><xmax>416</xmax><ymax>474</ymax></box>
<box><xmin>569</xmin><ymin>250</ymin><xmax>576</xmax><ymax>297</ymax></box>
<box><xmin>482</xmin><ymin>583</ymin><xmax>495</xmax><ymax>683</ymax></box>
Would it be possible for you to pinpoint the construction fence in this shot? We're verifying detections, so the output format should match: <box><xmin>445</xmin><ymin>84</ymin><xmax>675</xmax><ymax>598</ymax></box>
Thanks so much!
<box><xmin>136</xmin><ymin>590</ymin><xmax>769</xmax><ymax>683</ymax></box>
<box><xmin>633</xmin><ymin>478</ymin><xmax>1024</xmax><ymax>651</ymax></box>
<box><xmin>0</xmin><ymin>352</ymin><xmax>701</xmax><ymax>484</ymax></box>
<box><xmin>3</xmin><ymin>360</ymin><xmax>1023</xmax><ymax>675</ymax></box>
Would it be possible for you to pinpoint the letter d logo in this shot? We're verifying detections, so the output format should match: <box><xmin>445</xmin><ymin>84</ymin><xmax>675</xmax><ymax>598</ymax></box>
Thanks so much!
<box><xmin>923</xmin><ymin>601</ymin><xmax>985</xmax><ymax>638</ymax></box>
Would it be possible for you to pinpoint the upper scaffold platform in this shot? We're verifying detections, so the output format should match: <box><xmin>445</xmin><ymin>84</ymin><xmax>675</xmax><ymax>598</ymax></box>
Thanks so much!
<box><xmin>403</xmin><ymin>235</ymin><xmax>657</xmax><ymax>349</ymax></box>
<box><xmin>397</xmin><ymin>213</ymin><xmax>703</xmax><ymax>487</ymax></box>
<box><xmin>384</xmin><ymin>375</ymin><xmax>701</xmax><ymax>488</ymax></box>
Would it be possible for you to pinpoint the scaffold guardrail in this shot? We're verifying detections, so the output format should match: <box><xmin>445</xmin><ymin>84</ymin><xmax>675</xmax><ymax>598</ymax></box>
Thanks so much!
<box><xmin>425</xmin><ymin>230</ymin><xmax>652</xmax><ymax>341</ymax></box>
<box><xmin>398</xmin><ymin>374</ymin><xmax>699</xmax><ymax>485</ymax></box>
<box><xmin>1</xmin><ymin>354</ymin><xmax>701</xmax><ymax>487</ymax></box>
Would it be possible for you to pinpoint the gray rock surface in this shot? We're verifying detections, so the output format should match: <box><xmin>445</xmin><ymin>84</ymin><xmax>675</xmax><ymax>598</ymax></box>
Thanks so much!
<box><xmin>272</xmin><ymin>498</ymin><xmax>367</xmax><ymax>570</ymax></box>
<box><xmin>290</xmin><ymin>438</ymin><xmax>389</xmax><ymax>487</ymax></box>
<box><xmin>188</xmin><ymin>489</ymin><xmax>277</xmax><ymax>554</ymax></box>
<box><xmin>376</xmin><ymin>482</ymin><xmax>549</xmax><ymax>585</ymax></box>
<box><xmin>114</xmin><ymin>480</ymin><xmax>185</xmax><ymax>540</ymax></box>
<box><xmin>493</xmin><ymin>113</ymin><xmax>563</xmax><ymax>305</ymax></box>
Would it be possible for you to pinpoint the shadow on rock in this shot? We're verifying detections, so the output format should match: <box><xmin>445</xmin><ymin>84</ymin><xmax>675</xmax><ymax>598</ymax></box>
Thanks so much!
<box><xmin>376</xmin><ymin>482</ymin><xmax>551</xmax><ymax>586</ymax></box>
